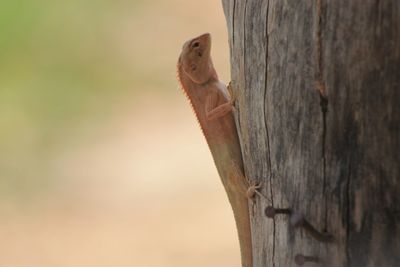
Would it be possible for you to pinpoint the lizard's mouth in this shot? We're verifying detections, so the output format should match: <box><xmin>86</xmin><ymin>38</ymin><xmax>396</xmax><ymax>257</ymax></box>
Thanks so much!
<box><xmin>197</xmin><ymin>33</ymin><xmax>211</xmax><ymax>44</ymax></box>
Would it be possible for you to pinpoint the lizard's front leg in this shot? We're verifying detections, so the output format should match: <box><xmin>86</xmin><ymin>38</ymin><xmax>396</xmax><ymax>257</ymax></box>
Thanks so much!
<box><xmin>205</xmin><ymin>88</ymin><xmax>235</xmax><ymax>121</ymax></box>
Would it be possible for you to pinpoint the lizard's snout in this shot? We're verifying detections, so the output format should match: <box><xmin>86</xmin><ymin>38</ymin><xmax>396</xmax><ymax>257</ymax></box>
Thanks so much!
<box><xmin>197</xmin><ymin>33</ymin><xmax>211</xmax><ymax>43</ymax></box>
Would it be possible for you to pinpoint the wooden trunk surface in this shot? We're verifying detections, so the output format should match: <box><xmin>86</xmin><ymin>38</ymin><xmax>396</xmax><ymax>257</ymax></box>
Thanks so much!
<box><xmin>222</xmin><ymin>1</ymin><xmax>400</xmax><ymax>266</ymax></box>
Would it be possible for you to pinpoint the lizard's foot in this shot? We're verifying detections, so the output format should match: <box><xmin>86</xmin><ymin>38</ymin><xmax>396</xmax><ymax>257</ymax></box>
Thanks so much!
<box><xmin>227</xmin><ymin>82</ymin><xmax>237</xmax><ymax>108</ymax></box>
<box><xmin>246</xmin><ymin>180</ymin><xmax>264</xmax><ymax>201</ymax></box>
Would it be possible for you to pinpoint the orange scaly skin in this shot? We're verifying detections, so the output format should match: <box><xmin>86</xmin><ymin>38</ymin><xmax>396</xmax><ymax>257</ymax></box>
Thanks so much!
<box><xmin>177</xmin><ymin>33</ymin><xmax>253</xmax><ymax>267</ymax></box>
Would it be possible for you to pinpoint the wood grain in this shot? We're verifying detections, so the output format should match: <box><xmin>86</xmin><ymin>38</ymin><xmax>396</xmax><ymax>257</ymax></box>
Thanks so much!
<box><xmin>222</xmin><ymin>0</ymin><xmax>400</xmax><ymax>266</ymax></box>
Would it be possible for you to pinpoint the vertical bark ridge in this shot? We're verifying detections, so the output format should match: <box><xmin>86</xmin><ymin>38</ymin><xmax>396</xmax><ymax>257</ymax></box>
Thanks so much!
<box><xmin>263</xmin><ymin>1</ymin><xmax>275</xmax><ymax>266</ymax></box>
<box><xmin>315</xmin><ymin>0</ymin><xmax>329</xmax><ymax>232</ymax></box>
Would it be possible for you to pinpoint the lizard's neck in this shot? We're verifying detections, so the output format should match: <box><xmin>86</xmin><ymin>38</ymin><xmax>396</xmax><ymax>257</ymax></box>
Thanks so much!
<box><xmin>177</xmin><ymin>62</ymin><xmax>218</xmax><ymax>135</ymax></box>
<box><xmin>177</xmin><ymin>63</ymin><xmax>218</xmax><ymax>89</ymax></box>
<box><xmin>198</xmin><ymin>74</ymin><xmax>219</xmax><ymax>88</ymax></box>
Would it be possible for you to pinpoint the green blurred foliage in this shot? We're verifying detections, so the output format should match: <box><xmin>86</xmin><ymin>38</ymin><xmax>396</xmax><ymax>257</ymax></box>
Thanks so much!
<box><xmin>1</xmin><ymin>0</ymin><xmax>129</xmax><ymax>145</ymax></box>
<box><xmin>0</xmin><ymin>0</ymin><xmax>153</xmax><ymax>199</ymax></box>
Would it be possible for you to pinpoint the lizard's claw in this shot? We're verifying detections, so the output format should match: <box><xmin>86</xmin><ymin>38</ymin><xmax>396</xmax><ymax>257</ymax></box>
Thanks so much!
<box><xmin>227</xmin><ymin>82</ymin><xmax>237</xmax><ymax>107</ymax></box>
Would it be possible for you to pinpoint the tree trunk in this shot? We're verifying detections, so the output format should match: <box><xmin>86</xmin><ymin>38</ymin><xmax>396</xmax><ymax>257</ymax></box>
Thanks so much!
<box><xmin>221</xmin><ymin>1</ymin><xmax>400</xmax><ymax>266</ymax></box>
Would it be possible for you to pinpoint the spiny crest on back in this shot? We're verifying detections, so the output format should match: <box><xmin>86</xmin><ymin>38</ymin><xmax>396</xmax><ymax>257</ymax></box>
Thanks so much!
<box><xmin>176</xmin><ymin>58</ymin><xmax>205</xmax><ymax>135</ymax></box>
<box><xmin>176</xmin><ymin>59</ymin><xmax>193</xmax><ymax>110</ymax></box>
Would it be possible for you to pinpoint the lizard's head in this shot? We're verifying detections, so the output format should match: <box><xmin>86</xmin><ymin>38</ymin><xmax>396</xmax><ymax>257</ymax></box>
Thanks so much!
<box><xmin>179</xmin><ymin>33</ymin><xmax>215</xmax><ymax>84</ymax></box>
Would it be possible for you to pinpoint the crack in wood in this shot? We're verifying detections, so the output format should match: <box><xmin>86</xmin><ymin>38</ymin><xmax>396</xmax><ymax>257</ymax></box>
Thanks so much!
<box><xmin>236</xmin><ymin>105</ymin><xmax>244</xmax><ymax>167</ymax></box>
<box><xmin>232</xmin><ymin>0</ymin><xmax>236</xmax><ymax>45</ymax></box>
<box><xmin>346</xmin><ymin>159</ymin><xmax>352</xmax><ymax>267</ymax></box>
<box><xmin>320</xmin><ymin>94</ymin><xmax>328</xmax><ymax>231</ymax></box>
<box><xmin>242</xmin><ymin>0</ymin><xmax>248</xmax><ymax>178</ymax></box>
<box><xmin>262</xmin><ymin>1</ymin><xmax>275</xmax><ymax>267</ymax></box>
<box><xmin>315</xmin><ymin>0</ymin><xmax>329</xmax><ymax>231</ymax></box>
<box><xmin>316</xmin><ymin>0</ymin><xmax>326</xmax><ymax>98</ymax></box>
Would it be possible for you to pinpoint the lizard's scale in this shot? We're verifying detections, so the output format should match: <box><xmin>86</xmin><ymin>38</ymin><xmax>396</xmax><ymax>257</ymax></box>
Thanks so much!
<box><xmin>177</xmin><ymin>33</ymin><xmax>253</xmax><ymax>267</ymax></box>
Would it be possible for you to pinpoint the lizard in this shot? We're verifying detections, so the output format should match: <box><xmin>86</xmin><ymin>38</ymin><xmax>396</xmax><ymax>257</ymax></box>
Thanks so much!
<box><xmin>177</xmin><ymin>33</ymin><xmax>262</xmax><ymax>267</ymax></box>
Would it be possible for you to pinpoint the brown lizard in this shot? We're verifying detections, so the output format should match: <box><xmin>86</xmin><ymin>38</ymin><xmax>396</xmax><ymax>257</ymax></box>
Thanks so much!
<box><xmin>177</xmin><ymin>33</ymin><xmax>261</xmax><ymax>267</ymax></box>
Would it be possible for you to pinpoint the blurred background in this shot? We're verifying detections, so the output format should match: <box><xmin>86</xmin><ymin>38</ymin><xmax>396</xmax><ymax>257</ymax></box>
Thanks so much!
<box><xmin>0</xmin><ymin>0</ymin><xmax>240</xmax><ymax>266</ymax></box>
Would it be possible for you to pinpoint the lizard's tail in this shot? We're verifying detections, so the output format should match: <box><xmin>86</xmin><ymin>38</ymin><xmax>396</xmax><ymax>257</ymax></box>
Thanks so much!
<box><xmin>224</xmin><ymin>167</ymin><xmax>253</xmax><ymax>267</ymax></box>
<box><xmin>229</xmin><ymin>193</ymin><xmax>253</xmax><ymax>267</ymax></box>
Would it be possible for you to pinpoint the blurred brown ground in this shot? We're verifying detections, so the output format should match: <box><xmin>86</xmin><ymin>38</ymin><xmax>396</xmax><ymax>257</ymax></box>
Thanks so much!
<box><xmin>0</xmin><ymin>0</ymin><xmax>241</xmax><ymax>266</ymax></box>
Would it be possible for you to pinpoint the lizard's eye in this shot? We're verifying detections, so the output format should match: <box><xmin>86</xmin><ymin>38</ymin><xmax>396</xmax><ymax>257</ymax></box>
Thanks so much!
<box><xmin>192</xmin><ymin>41</ymin><xmax>200</xmax><ymax>48</ymax></box>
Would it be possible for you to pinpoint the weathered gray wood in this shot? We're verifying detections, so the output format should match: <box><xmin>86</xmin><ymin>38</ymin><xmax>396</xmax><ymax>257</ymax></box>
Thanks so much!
<box><xmin>222</xmin><ymin>0</ymin><xmax>400</xmax><ymax>266</ymax></box>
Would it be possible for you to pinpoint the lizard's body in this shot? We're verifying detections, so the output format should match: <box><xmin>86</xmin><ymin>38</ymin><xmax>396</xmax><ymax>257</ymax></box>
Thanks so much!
<box><xmin>177</xmin><ymin>33</ymin><xmax>253</xmax><ymax>267</ymax></box>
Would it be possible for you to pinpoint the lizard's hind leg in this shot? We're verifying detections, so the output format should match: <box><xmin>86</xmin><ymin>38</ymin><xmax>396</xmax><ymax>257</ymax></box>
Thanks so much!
<box><xmin>227</xmin><ymin>161</ymin><xmax>267</xmax><ymax>203</ymax></box>
<box><xmin>246</xmin><ymin>180</ymin><xmax>267</xmax><ymax>203</ymax></box>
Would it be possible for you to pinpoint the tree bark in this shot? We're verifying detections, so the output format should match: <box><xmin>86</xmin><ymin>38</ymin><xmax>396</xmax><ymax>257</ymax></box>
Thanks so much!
<box><xmin>221</xmin><ymin>1</ymin><xmax>400</xmax><ymax>266</ymax></box>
